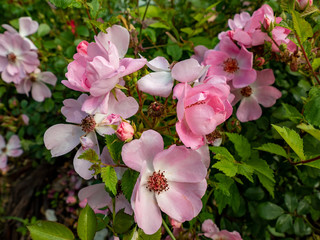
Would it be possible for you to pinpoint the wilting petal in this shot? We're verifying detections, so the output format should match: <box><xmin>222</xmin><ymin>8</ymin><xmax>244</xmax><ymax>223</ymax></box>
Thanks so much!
<box><xmin>137</xmin><ymin>72</ymin><xmax>173</xmax><ymax>97</ymax></box>
<box><xmin>236</xmin><ymin>97</ymin><xmax>262</xmax><ymax>122</ymax></box>
<box><xmin>122</xmin><ymin>130</ymin><xmax>164</xmax><ymax>172</ymax></box>
<box><xmin>153</xmin><ymin>145</ymin><xmax>207</xmax><ymax>183</ymax></box>
<box><xmin>171</xmin><ymin>59</ymin><xmax>205</xmax><ymax>83</ymax></box>
<box><xmin>147</xmin><ymin>56</ymin><xmax>170</xmax><ymax>72</ymax></box>
<box><xmin>44</xmin><ymin>124</ymin><xmax>84</xmax><ymax>157</ymax></box>
<box><xmin>74</xmin><ymin>132</ymin><xmax>99</xmax><ymax>179</ymax></box>
<box><xmin>78</xmin><ymin>183</ymin><xmax>112</xmax><ymax>210</ymax></box>
<box><xmin>19</xmin><ymin>17</ymin><xmax>39</xmax><ymax>37</ymax></box>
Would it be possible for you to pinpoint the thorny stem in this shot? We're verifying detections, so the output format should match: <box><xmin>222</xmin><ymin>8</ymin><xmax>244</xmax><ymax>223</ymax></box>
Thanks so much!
<box><xmin>295</xmin><ymin>33</ymin><xmax>320</xmax><ymax>85</ymax></box>
<box><xmin>290</xmin><ymin>155</ymin><xmax>320</xmax><ymax>166</ymax></box>
<box><xmin>162</xmin><ymin>218</ymin><xmax>177</xmax><ymax>240</ymax></box>
<box><xmin>139</xmin><ymin>0</ymin><xmax>151</xmax><ymax>42</ymax></box>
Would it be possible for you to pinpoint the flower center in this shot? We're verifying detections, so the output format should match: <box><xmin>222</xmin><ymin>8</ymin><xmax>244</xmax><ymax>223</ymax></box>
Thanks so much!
<box><xmin>223</xmin><ymin>58</ymin><xmax>239</xmax><ymax>73</ymax></box>
<box><xmin>240</xmin><ymin>86</ymin><xmax>252</xmax><ymax>97</ymax></box>
<box><xmin>206</xmin><ymin>130</ymin><xmax>222</xmax><ymax>143</ymax></box>
<box><xmin>7</xmin><ymin>53</ymin><xmax>17</xmax><ymax>63</ymax></box>
<box><xmin>29</xmin><ymin>75</ymin><xmax>37</xmax><ymax>82</ymax></box>
<box><xmin>81</xmin><ymin>115</ymin><xmax>96</xmax><ymax>133</ymax></box>
<box><xmin>148</xmin><ymin>102</ymin><xmax>165</xmax><ymax>117</ymax></box>
<box><xmin>146</xmin><ymin>170</ymin><xmax>169</xmax><ymax>194</ymax></box>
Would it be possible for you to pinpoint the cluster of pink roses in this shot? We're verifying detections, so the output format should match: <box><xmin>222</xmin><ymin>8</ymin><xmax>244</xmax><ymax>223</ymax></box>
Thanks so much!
<box><xmin>43</xmin><ymin>3</ymin><xmax>295</xmax><ymax>237</ymax></box>
<box><xmin>0</xmin><ymin>17</ymin><xmax>57</xmax><ymax>102</ymax></box>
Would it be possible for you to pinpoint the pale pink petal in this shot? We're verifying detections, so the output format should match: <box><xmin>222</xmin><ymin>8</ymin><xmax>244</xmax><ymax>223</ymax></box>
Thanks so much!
<box><xmin>7</xmin><ymin>135</ymin><xmax>21</xmax><ymax>151</ymax></box>
<box><xmin>176</xmin><ymin>119</ymin><xmax>205</xmax><ymax>150</ymax></box>
<box><xmin>153</xmin><ymin>145</ymin><xmax>207</xmax><ymax>183</ymax></box>
<box><xmin>219</xmin><ymin>37</ymin><xmax>240</xmax><ymax>58</ymax></box>
<box><xmin>119</xmin><ymin>58</ymin><xmax>147</xmax><ymax>77</ymax></box>
<box><xmin>7</xmin><ymin>149</ymin><xmax>23</xmax><ymax>157</ymax></box>
<box><xmin>251</xmin><ymin>30</ymin><xmax>267</xmax><ymax>46</ymax></box>
<box><xmin>19</xmin><ymin>17</ymin><xmax>39</xmax><ymax>37</ymax></box>
<box><xmin>107</xmin><ymin>89</ymin><xmax>139</xmax><ymax>118</ymax></box>
<box><xmin>171</xmin><ymin>58</ymin><xmax>205</xmax><ymax>83</ymax></box>
<box><xmin>253</xmin><ymin>69</ymin><xmax>275</xmax><ymax>87</ymax></box>
<box><xmin>132</xmin><ymin>178</ymin><xmax>162</xmax><ymax>235</ymax></box>
<box><xmin>62</xmin><ymin>94</ymin><xmax>89</xmax><ymax>124</ymax></box>
<box><xmin>121</xmin><ymin>130</ymin><xmax>164</xmax><ymax>172</ymax></box>
<box><xmin>202</xmin><ymin>219</ymin><xmax>220</xmax><ymax>235</ymax></box>
<box><xmin>38</xmin><ymin>72</ymin><xmax>57</xmax><ymax>85</ymax></box>
<box><xmin>114</xmin><ymin>193</ymin><xmax>133</xmax><ymax>215</ymax></box>
<box><xmin>232</xmin><ymin>69</ymin><xmax>256</xmax><ymax>88</ymax></box>
<box><xmin>2</xmin><ymin>24</ymin><xmax>17</xmax><ymax>34</ymax></box>
<box><xmin>147</xmin><ymin>56</ymin><xmax>170</xmax><ymax>72</ymax></box>
<box><xmin>20</xmin><ymin>51</ymin><xmax>40</xmax><ymax>73</ymax></box>
<box><xmin>253</xmin><ymin>86</ymin><xmax>281</xmax><ymax>107</ymax></box>
<box><xmin>137</xmin><ymin>72</ymin><xmax>173</xmax><ymax>97</ymax></box>
<box><xmin>44</xmin><ymin>124</ymin><xmax>84</xmax><ymax>157</ymax></box>
<box><xmin>0</xmin><ymin>56</ymin><xmax>8</xmax><ymax>72</ymax></box>
<box><xmin>236</xmin><ymin>46</ymin><xmax>253</xmax><ymax>69</ymax></box>
<box><xmin>89</xmin><ymin>75</ymin><xmax>120</xmax><ymax>97</ymax></box>
<box><xmin>191</xmin><ymin>45</ymin><xmax>209</xmax><ymax>64</ymax></box>
<box><xmin>31</xmin><ymin>82</ymin><xmax>51</xmax><ymax>102</ymax></box>
<box><xmin>236</xmin><ymin>97</ymin><xmax>262</xmax><ymax>122</ymax></box>
<box><xmin>78</xmin><ymin>183</ymin><xmax>112</xmax><ymax>210</ymax></box>
<box><xmin>81</xmin><ymin>94</ymin><xmax>110</xmax><ymax>115</ymax></box>
<box><xmin>101</xmin><ymin>146</ymin><xmax>126</xmax><ymax>179</ymax></box>
<box><xmin>185</xmin><ymin>104</ymin><xmax>221</xmax><ymax>136</ymax></box>
<box><xmin>86</xmin><ymin>56</ymin><xmax>118</xmax><ymax>84</ymax></box>
<box><xmin>0</xmin><ymin>154</ymin><xmax>8</xmax><ymax>170</ymax></box>
<box><xmin>196</xmin><ymin>145</ymin><xmax>210</xmax><ymax>168</ymax></box>
<box><xmin>73</xmin><ymin>132</ymin><xmax>99</xmax><ymax>180</ymax></box>
<box><xmin>233</xmin><ymin>30</ymin><xmax>252</xmax><ymax>46</ymax></box>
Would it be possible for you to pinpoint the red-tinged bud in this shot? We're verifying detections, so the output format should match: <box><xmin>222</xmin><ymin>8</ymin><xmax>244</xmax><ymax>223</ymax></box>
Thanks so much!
<box><xmin>296</xmin><ymin>0</ymin><xmax>313</xmax><ymax>10</ymax></box>
<box><xmin>256</xmin><ymin>57</ymin><xmax>265</xmax><ymax>67</ymax></box>
<box><xmin>169</xmin><ymin>217</ymin><xmax>182</xmax><ymax>229</ymax></box>
<box><xmin>77</xmin><ymin>40</ymin><xmax>89</xmax><ymax>56</ymax></box>
<box><xmin>116</xmin><ymin>122</ymin><xmax>134</xmax><ymax>141</ymax></box>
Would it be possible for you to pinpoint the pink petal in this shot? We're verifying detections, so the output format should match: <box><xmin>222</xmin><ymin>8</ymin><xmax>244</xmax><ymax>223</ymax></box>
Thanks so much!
<box><xmin>202</xmin><ymin>219</ymin><xmax>220</xmax><ymax>235</ymax></box>
<box><xmin>232</xmin><ymin>69</ymin><xmax>256</xmax><ymax>88</ymax></box>
<box><xmin>147</xmin><ymin>56</ymin><xmax>170</xmax><ymax>72</ymax></box>
<box><xmin>191</xmin><ymin>45</ymin><xmax>209</xmax><ymax>64</ymax></box>
<box><xmin>20</xmin><ymin>51</ymin><xmax>40</xmax><ymax>73</ymax></box>
<box><xmin>185</xmin><ymin>104</ymin><xmax>222</xmax><ymax>136</ymax></box>
<box><xmin>101</xmin><ymin>146</ymin><xmax>126</xmax><ymax>179</ymax></box>
<box><xmin>196</xmin><ymin>144</ymin><xmax>210</xmax><ymax>168</ymax></box>
<box><xmin>44</xmin><ymin>124</ymin><xmax>84</xmax><ymax>157</ymax></box>
<box><xmin>61</xmin><ymin>94</ymin><xmax>89</xmax><ymax>124</ymax></box>
<box><xmin>119</xmin><ymin>58</ymin><xmax>147</xmax><ymax>77</ymax></box>
<box><xmin>0</xmin><ymin>154</ymin><xmax>8</xmax><ymax>170</ymax></box>
<box><xmin>236</xmin><ymin>46</ymin><xmax>253</xmax><ymax>69</ymax></box>
<box><xmin>2</xmin><ymin>24</ymin><xmax>17</xmax><ymax>34</ymax></box>
<box><xmin>233</xmin><ymin>30</ymin><xmax>252</xmax><ymax>46</ymax></box>
<box><xmin>73</xmin><ymin>132</ymin><xmax>99</xmax><ymax>179</ymax></box>
<box><xmin>7</xmin><ymin>135</ymin><xmax>21</xmax><ymax>151</ymax></box>
<box><xmin>132</xmin><ymin>176</ymin><xmax>162</xmax><ymax>235</ymax></box>
<box><xmin>81</xmin><ymin>94</ymin><xmax>110</xmax><ymax>115</ymax></box>
<box><xmin>107</xmin><ymin>89</ymin><xmax>139</xmax><ymax>118</ymax></box>
<box><xmin>38</xmin><ymin>72</ymin><xmax>57</xmax><ymax>85</ymax></box>
<box><xmin>156</xmin><ymin>180</ymin><xmax>207</xmax><ymax>222</ymax></box>
<box><xmin>176</xmin><ymin>119</ymin><xmax>205</xmax><ymax>150</ymax></box>
<box><xmin>236</xmin><ymin>97</ymin><xmax>262</xmax><ymax>122</ymax></box>
<box><xmin>171</xmin><ymin>59</ymin><xmax>205</xmax><ymax>83</ymax></box>
<box><xmin>0</xmin><ymin>56</ymin><xmax>8</xmax><ymax>72</ymax></box>
<box><xmin>137</xmin><ymin>72</ymin><xmax>173</xmax><ymax>97</ymax></box>
<box><xmin>97</xmin><ymin>25</ymin><xmax>130</xmax><ymax>59</ymax></box>
<box><xmin>31</xmin><ymin>82</ymin><xmax>51</xmax><ymax>102</ymax></box>
<box><xmin>153</xmin><ymin>145</ymin><xmax>207</xmax><ymax>183</ymax></box>
<box><xmin>78</xmin><ymin>183</ymin><xmax>112</xmax><ymax>210</ymax></box>
<box><xmin>114</xmin><ymin>193</ymin><xmax>133</xmax><ymax>215</ymax></box>
<box><xmin>19</xmin><ymin>17</ymin><xmax>39</xmax><ymax>37</ymax></box>
<box><xmin>253</xmin><ymin>86</ymin><xmax>281</xmax><ymax>107</ymax></box>
<box><xmin>121</xmin><ymin>130</ymin><xmax>164</xmax><ymax>172</ymax></box>
<box><xmin>89</xmin><ymin>75</ymin><xmax>120</xmax><ymax>97</ymax></box>
<box><xmin>219</xmin><ymin>37</ymin><xmax>240</xmax><ymax>58</ymax></box>
<box><xmin>251</xmin><ymin>30</ymin><xmax>267</xmax><ymax>46</ymax></box>
<box><xmin>254</xmin><ymin>69</ymin><xmax>275</xmax><ymax>87</ymax></box>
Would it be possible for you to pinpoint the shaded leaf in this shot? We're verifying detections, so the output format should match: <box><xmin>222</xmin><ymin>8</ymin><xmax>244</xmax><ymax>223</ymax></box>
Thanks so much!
<box><xmin>27</xmin><ymin>221</ymin><xmax>74</xmax><ymax>240</ymax></box>
<box><xmin>255</xmin><ymin>143</ymin><xmax>288</xmax><ymax>158</ymax></box>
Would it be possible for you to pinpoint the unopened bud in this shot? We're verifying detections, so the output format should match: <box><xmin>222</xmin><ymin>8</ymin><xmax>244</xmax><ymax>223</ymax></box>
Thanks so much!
<box><xmin>116</xmin><ymin>122</ymin><xmax>134</xmax><ymax>142</ymax></box>
<box><xmin>148</xmin><ymin>102</ymin><xmax>165</xmax><ymax>117</ymax></box>
<box><xmin>255</xmin><ymin>57</ymin><xmax>265</xmax><ymax>67</ymax></box>
<box><xmin>296</xmin><ymin>0</ymin><xmax>313</xmax><ymax>11</ymax></box>
<box><xmin>77</xmin><ymin>40</ymin><xmax>89</xmax><ymax>56</ymax></box>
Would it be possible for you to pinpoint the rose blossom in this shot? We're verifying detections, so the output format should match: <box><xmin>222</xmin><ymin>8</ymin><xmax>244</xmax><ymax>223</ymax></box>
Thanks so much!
<box><xmin>0</xmin><ymin>134</ymin><xmax>23</xmax><ymax>170</ymax></box>
<box><xmin>121</xmin><ymin>130</ymin><xmax>207</xmax><ymax>234</ymax></box>
<box><xmin>202</xmin><ymin>219</ymin><xmax>242</xmax><ymax>240</ymax></box>
<box><xmin>230</xmin><ymin>69</ymin><xmax>281</xmax><ymax>122</ymax></box>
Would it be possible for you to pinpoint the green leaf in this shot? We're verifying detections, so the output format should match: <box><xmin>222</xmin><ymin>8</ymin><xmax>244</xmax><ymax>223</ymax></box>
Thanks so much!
<box><xmin>215</xmin><ymin>173</ymin><xmax>234</xmax><ymax>196</ymax></box>
<box><xmin>27</xmin><ymin>221</ymin><xmax>74</xmax><ymax>240</ymax></box>
<box><xmin>212</xmin><ymin>160</ymin><xmax>238</xmax><ymax>177</ymax></box>
<box><xmin>237</xmin><ymin>164</ymin><xmax>254</xmax><ymax>182</ymax></box>
<box><xmin>292</xmin><ymin>11</ymin><xmax>313</xmax><ymax>42</ymax></box>
<box><xmin>297</xmin><ymin>199</ymin><xmax>310</xmax><ymax>215</ymax></box>
<box><xmin>149</xmin><ymin>22</ymin><xmax>170</xmax><ymax>30</ymax></box>
<box><xmin>276</xmin><ymin>214</ymin><xmax>293</xmax><ymax>233</ymax></box>
<box><xmin>210</xmin><ymin>146</ymin><xmax>235</xmax><ymax>162</ymax></box>
<box><xmin>38</xmin><ymin>23</ymin><xmax>51</xmax><ymax>37</ymax></box>
<box><xmin>76</xmin><ymin>26</ymin><xmax>90</xmax><ymax>37</ymax></box>
<box><xmin>101</xmin><ymin>166</ymin><xmax>118</xmax><ymax>196</ymax></box>
<box><xmin>247</xmin><ymin>158</ymin><xmax>275</xmax><ymax>197</ymax></box>
<box><xmin>255</xmin><ymin>143</ymin><xmax>288</xmax><ymax>158</ymax></box>
<box><xmin>87</xmin><ymin>0</ymin><xmax>100</xmax><ymax>17</ymax></box>
<box><xmin>301</xmin><ymin>5</ymin><xmax>320</xmax><ymax>17</ymax></box>
<box><xmin>272</xmin><ymin>125</ymin><xmax>305</xmax><ymax>160</ymax></box>
<box><xmin>137</xmin><ymin>227</ymin><xmax>161</xmax><ymax>240</ymax></box>
<box><xmin>78</xmin><ymin>149</ymin><xmax>99</xmax><ymax>163</ymax></box>
<box><xmin>285</xmin><ymin>193</ymin><xmax>298</xmax><ymax>213</ymax></box>
<box><xmin>281</xmin><ymin>103</ymin><xmax>303</xmax><ymax>122</ymax></box>
<box><xmin>105</xmin><ymin>134</ymin><xmax>124</xmax><ymax>162</ymax></box>
<box><xmin>304</xmin><ymin>94</ymin><xmax>320</xmax><ymax>128</ymax></box>
<box><xmin>225</xmin><ymin>133</ymin><xmax>251</xmax><ymax>161</ymax></box>
<box><xmin>121</xmin><ymin>169</ymin><xmax>139</xmax><ymax>200</ymax></box>
<box><xmin>166</xmin><ymin>43</ymin><xmax>182</xmax><ymax>61</ymax></box>
<box><xmin>77</xmin><ymin>204</ymin><xmax>97</xmax><ymax>240</ymax></box>
<box><xmin>114</xmin><ymin>209</ymin><xmax>135</xmax><ymax>234</ymax></box>
<box><xmin>244</xmin><ymin>187</ymin><xmax>265</xmax><ymax>201</ymax></box>
<box><xmin>49</xmin><ymin>0</ymin><xmax>73</xmax><ymax>8</ymax></box>
<box><xmin>43</xmin><ymin>98</ymin><xmax>55</xmax><ymax>113</ymax></box>
<box><xmin>297</xmin><ymin>123</ymin><xmax>320</xmax><ymax>141</ymax></box>
<box><xmin>294</xmin><ymin>217</ymin><xmax>311</xmax><ymax>236</ymax></box>
<box><xmin>257</xmin><ymin>202</ymin><xmax>284</xmax><ymax>220</ymax></box>
<box><xmin>312</xmin><ymin>58</ymin><xmax>320</xmax><ymax>71</ymax></box>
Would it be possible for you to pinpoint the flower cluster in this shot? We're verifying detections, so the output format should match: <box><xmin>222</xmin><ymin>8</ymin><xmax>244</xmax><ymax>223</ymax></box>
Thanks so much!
<box><xmin>0</xmin><ymin>17</ymin><xmax>57</xmax><ymax>102</ymax></box>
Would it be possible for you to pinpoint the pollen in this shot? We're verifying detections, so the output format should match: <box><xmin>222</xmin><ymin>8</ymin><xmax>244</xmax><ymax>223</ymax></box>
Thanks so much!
<box><xmin>223</xmin><ymin>58</ymin><xmax>239</xmax><ymax>73</ymax></box>
<box><xmin>240</xmin><ymin>86</ymin><xmax>253</xmax><ymax>97</ymax></box>
<box><xmin>81</xmin><ymin>115</ymin><xmax>96</xmax><ymax>133</ymax></box>
<box><xmin>146</xmin><ymin>170</ymin><xmax>169</xmax><ymax>194</ymax></box>
<box><xmin>7</xmin><ymin>53</ymin><xmax>17</xmax><ymax>63</ymax></box>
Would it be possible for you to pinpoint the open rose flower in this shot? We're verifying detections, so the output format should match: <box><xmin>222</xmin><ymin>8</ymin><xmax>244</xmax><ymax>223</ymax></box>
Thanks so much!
<box><xmin>0</xmin><ymin>135</ymin><xmax>23</xmax><ymax>170</ymax></box>
<box><xmin>231</xmin><ymin>69</ymin><xmax>281</xmax><ymax>122</ymax></box>
<box><xmin>121</xmin><ymin>130</ymin><xmax>207</xmax><ymax>234</ymax></box>
<box><xmin>202</xmin><ymin>219</ymin><xmax>242</xmax><ymax>240</ymax></box>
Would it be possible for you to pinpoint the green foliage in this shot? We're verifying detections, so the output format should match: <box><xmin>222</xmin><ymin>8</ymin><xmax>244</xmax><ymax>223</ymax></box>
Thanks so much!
<box><xmin>297</xmin><ymin>123</ymin><xmax>320</xmax><ymax>141</ymax></box>
<box><xmin>27</xmin><ymin>221</ymin><xmax>74</xmax><ymax>240</ymax></box>
<box><xmin>105</xmin><ymin>134</ymin><xmax>124</xmax><ymax>162</ymax></box>
<box><xmin>38</xmin><ymin>23</ymin><xmax>51</xmax><ymax>37</ymax></box>
<box><xmin>77</xmin><ymin>204</ymin><xmax>97</xmax><ymax>240</ymax></box>
<box><xmin>137</xmin><ymin>227</ymin><xmax>161</xmax><ymax>240</ymax></box>
<box><xmin>101</xmin><ymin>166</ymin><xmax>118</xmax><ymax>196</ymax></box>
<box><xmin>257</xmin><ymin>202</ymin><xmax>284</xmax><ymax>220</ymax></box>
<box><xmin>292</xmin><ymin>11</ymin><xmax>313</xmax><ymax>42</ymax></box>
<box><xmin>121</xmin><ymin>169</ymin><xmax>139</xmax><ymax>200</ymax></box>
<box><xmin>276</xmin><ymin>214</ymin><xmax>293</xmax><ymax>233</ymax></box>
<box><xmin>225</xmin><ymin>133</ymin><xmax>251</xmax><ymax>161</ymax></box>
<box><xmin>113</xmin><ymin>209</ymin><xmax>135</xmax><ymax>234</ymax></box>
<box><xmin>304</xmin><ymin>87</ymin><xmax>320</xmax><ymax>127</ymax></box>
<box><xmin>255</xmin><ymin>143</ymin><xmax>288</xmax><ymax>158</ymax></box>
<box><xmin>272</xmin><ymin>125</ymin><xmax>306</xmax><ymax>160</ymax></box>
<box><xmin>78</xmin><ymin>149</ymin><xmax>99</xmax><ymax>163</ymax></box>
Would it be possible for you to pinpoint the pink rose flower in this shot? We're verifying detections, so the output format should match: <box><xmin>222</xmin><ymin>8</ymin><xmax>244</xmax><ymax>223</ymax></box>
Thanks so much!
<box><xmin>0</xmin><ymin>135</ymin><xmax>23</xmax><ymax>170</ymax></box>
<box><xmin>203</xmin><ymin>37</ymin><xmax>256</xmax><ymax>88</ymax></box>
<box><xmin>0</xmin><ymin>32</ymin><xmax>39</xmax><ymax>84</ymax></box>
<box><xmin>173</xmin><ymin>77</ymin><xmax>233</xmax><ymax>150</ymax></box>
<box><xmin>231</xmin><ymin>69</ymin><xmax>281</xmax><ymax>122</ymax></box>
<box><xmin>116</xmin><ymin>121</ymin><xmax>134</xmax><ymax>141</ymax></box>
<box><xmin>296</xmin><ymin>0</ymin><xmax>313</xmax><ymax>10</ymax></box>
<box><xmin>121</xmin><ymin>130</ymin><xmax>207</xmax><ymax>234</ymax></box>
<box><xmin>202</xmin><ymin>219</ymin><xmax>243</xmax><ymax>240</ymax></box>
